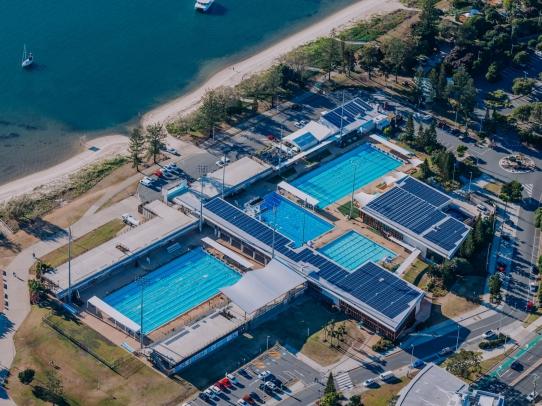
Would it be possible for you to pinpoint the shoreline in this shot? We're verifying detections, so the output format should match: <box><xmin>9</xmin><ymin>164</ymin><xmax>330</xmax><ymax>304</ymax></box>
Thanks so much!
<box><xmin>142</xmin><ymin>0</ymin><xmax>402</xmax><ymax>127</ymax></box>
<box><xmin>0</xmin><ymin>0</ymin><xmax>403</xmax><ymax>202</ymax></box>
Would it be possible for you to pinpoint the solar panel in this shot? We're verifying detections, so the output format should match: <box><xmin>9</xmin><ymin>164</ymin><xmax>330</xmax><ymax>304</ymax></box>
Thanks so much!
<box><xmin>293</xmin><ymin>132</ymin><xmax>318</xmax><ymax>151</ymax></box>
<box><xmin>204</xmin><ymin>198</ymin><xmax>423</xmax><ymax>322</ymax></box>
<box><xmin>322</xmin><ymin>98</ymin><xmax>373</xmax><ymax>129</ymax></box>
<box><xmin>425</xmin><ymin>218</ymin><xmax>469</xmax><ymax>251</ymax></box>
<box><xmin>398</xmin><ymin>177</ymin><xmax>450</xmax><ymax>207</ymax></box>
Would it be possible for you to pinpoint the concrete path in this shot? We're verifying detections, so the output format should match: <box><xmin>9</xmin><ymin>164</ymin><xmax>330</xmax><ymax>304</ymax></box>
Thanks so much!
<box><xmin>0</xmin><ymin>197</ymin><xmax>139</xmax><ymax>404</ymax></box>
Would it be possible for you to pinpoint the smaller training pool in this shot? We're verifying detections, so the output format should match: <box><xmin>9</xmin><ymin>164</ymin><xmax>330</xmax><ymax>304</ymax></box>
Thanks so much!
<box><xmin>105</xmin><ymin>248</ymin><xmax>240</xmax><ymax>334</ymax></box>
<box><xmin>259</xmin><ymin>192</ymin><xmax>333</xmax><ymax>247</ymax></box>
<box><xmin>319</xmin><ymin>230</ymin><xmax>396</xmax><ymax>271</ymax></box>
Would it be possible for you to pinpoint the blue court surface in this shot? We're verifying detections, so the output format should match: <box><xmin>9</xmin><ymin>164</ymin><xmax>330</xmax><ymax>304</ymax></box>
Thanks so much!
<box><xmin>259</xmin><ymin>192</ymin><xmax>333</xmax><ymax>247</ymax></box>
<box><xmin>291</xmin><ymin>143</ymin><xmax>402</xmax><ymax>207</ymax></box>
<box><xmin>105</xmin><ymin>248</ymin><xmax>240</xmax><ymax>334</ymax></box>
<box><xmin>319</xmin><ymin>230</ymin><xmax>396</xmax><ymax>271</ymax></box>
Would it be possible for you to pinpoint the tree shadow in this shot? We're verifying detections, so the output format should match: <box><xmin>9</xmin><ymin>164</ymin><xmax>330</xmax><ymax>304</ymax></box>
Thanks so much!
<box><xmin>0</xmin><ymin>233</ymin><xmax>20</xmax><ymax>253</ymax></box>
<box><xmin>18</xmin><ymin>218</ymin><xmax>67</xmax><ymax>241</ymax></box>
<box><xmin>0</xmin><ymin>313</ymin><xmax>15</xmax><ymax>340</ymax></box>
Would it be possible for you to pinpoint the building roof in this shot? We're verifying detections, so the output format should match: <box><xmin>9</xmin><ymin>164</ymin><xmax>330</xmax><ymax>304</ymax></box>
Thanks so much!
<box><xmin>277</xmin><ymin>181</ymin><xmax>319</xmax><ymax>207</ymax></box>
<box><xmin>190</xmin><ymin>157</ymin><xmax>271</xmax><ymax>199</ymax></box>
<box><xmin>88</xmin><ymin>295</ymin><xmax>141</xmax><ymax>333</ymax></box>
<box><xmin>283</xmin><ymin>121</ymin><xmax>333</xmax><ymax>151</ymax></box>
<box><xmin>45</xmin><ymin>202</ymin><xmax>197</xmax><ymax>297</ymax></box>
<box><xmin>203</xmin><ymin>198</ymin><xmax>424</xmax><ymax>332</ymax></box>
<box><xmin>220</xmin><ymin>259</ymin><xmax>306</xmax><ymax>314</ymax></box>
<box><xmin>362</xmin><ymin>177</ymin><xmax>470</xmax><ymax>258</ymax></box>
<box><xmin>321</xmin><ymin>98</ymin><xmax>375</xmax><ymax>133</ymax></box>
<box><xmin>397</xmin><ymin>363</ymin><xmax>468</xmax><ymax>406</ymax></box>
<box><xmin>201</xmin><ymin>237</ymin><xmax>253</xmax><ymax>269</ymax></box>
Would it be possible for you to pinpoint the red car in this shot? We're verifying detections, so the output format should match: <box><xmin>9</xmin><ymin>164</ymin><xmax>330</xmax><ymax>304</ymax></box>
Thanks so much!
<box><xmin>154</xmin><ymin>170</ymin><xmax>163</xmax><ymax>178</ymax></box>
<box><xmin>218</xmin><ymin>377</ymin><xmax>232</xmax><ymax>388</ymax></box>
<box><xmin>267</xmin><ymin>135</ymin><xmax>276</xmax><ymax>141</ymax></box>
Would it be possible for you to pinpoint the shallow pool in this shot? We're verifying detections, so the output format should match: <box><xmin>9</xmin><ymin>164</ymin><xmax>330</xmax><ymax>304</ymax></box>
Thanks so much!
<box><xmin>105</xmin><ymin>248</ymin><xmax>240</xmax><ymax>334</ymax></box>
<box><xmin>319</xmin><ymin>230</ymin><xmax>396</xmax><ymax>271</ymax></box>
<box><xmin>259</xmin><ymin>192</ymin><xmax>333</xmax><ymax>247</ymax></box>
<box><xmin>291</xmin><ymin>143</ymin><xmax>402</xmax><ymax>207</ymax></box>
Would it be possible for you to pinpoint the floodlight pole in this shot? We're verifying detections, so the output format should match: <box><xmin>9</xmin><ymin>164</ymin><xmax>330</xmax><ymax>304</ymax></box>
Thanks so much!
<box><xmin>67</xmin><ymin>226</ymin><xmax>72</xmax><ymax>304</ymax></box>
<box><xmin>221</xmin><ymin>155</ymin><xmax>226</xmax><ymax>198</ymax></box>
<box><xmin>408</xmin><ymin>344</ymin><xmax>414</xmax><ymax>377</ymax></box>
<box><xmin>138</xmin><ymin>277</ymin><xmax>147</xmax><ymax>350</ymax></box>
<box><xmin>339</xmin><ymin>90</ymin><xmax>345</xmax><ymax>142</ymax></box>
<box><xmin>455</xmin><ymin>324</ymin><xmax>461</xmax><ymax>351</ymax></box>
<box><xmin>349</xmin><ymin>162</ymin><xmax>358</xmax><ymax>219</ymax></box>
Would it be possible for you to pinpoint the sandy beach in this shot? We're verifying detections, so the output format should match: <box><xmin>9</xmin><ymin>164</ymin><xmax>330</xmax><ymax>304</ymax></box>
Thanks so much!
<box><xmin>142</xmin><ymin>0</ymin><xmax>403</xmax><ymax>127</ymax></box>
<box><xmin>0</xmin><ymin>0</ymin><xmax>403</xmax><ymax>202</ymax></box>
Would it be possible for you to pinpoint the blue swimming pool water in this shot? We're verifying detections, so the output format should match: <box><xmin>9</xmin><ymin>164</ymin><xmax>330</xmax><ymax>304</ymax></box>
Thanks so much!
<box><xmin>319</xmin><ymin>230</ymin><xmax>396</xmax><ymax>271</ymax></box>
<box><xmin>259</xmin><ymin>192</ymin><xmax>333</xmax><ymax>247</ymax></box>
<box><xmin>104</xmin><ymin>248</ymin><xmax>241</xmax><ymax>334</ymax></box>
<box><xmin>291</xmin><ymin>143</ymin><xmax>402</xmax><ymax>207</ymax></box>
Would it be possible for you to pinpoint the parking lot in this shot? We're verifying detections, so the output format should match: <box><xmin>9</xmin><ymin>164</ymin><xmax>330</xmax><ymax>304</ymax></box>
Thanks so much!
<box><xmin>191</xmin><ymin>346</ymin><xmax>321</xmax><ymax>406</ymax></box>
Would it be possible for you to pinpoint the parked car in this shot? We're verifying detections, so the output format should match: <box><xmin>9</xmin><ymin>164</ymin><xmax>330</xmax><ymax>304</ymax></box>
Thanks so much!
<box><xmin>165</xmin><ymin>145</ymin><xmax>179</xmax><ymax>155</ymax></box>
<box><xmin>411</xmin><ymin>359</ymin><xmax>425</xmax><ymax>369</ymax></box>
<box><xmin>264</xmin><ymin>381</ymin><xmax>278</xmax><ymax>391</ymax></box>
<box><xmin>237</xmin><ymin>399</ymin><xmax>249</xmax><ymax>406</ymax></box>
<box><xmin>216</xmin><ymin>156</ymin><xmax>231</xmax><ymax>167</ymax></box>
<box><xmin>257</xmin><ymin>370</ymin><xmax>271</xmax><ymax>380</ymax></box>
<box><xmin>210</xmin><ymin>385</ymin><xmax>222</xmax><ymax>394</ymax></box>
<box><xmin>294</xmin><ymin>121</ymin><xmax>304</xmax><ymax>128</ymax></box>
<box><xmin>482</xmin><ymin>330</ymin><xmax>496</xmax><ymax>340</ymax></box>
<box><xmin>203</xmin><ymin>388</ymin><xmax>216</xmax><ymax>399</ymax></box>
<box><xmin>510</xmin><ymin>361</ymin><xmax>523</xmax><ymax>371</ymax></box>
<box><xmin>121</xmin><ymin>213</ymin><xmax>140</xmax><ymax>227</ymax></box>
<box><xmin>530</xmin><ymin>283</ymin><xmax>538</xmax><ymax>293</ymax></box>
<box><xmin>299</xmin><ymin>119</ymin><xmax>308</xmax><ymax>126</ymax></box>
<box><xmin>438</xmin><ymin>347</ymin><xmax>454</xmax><ymax>356</ymax></box>
<box><xmin>139</xmin><ymin>177</ymin><xmax>153</xmax><ymax>186</ymax></box>
<box><xmin>363</xmin><ymin>378</ymin><xmax>376</xmax><ymax>387</ymax></box>
<box><xmin>198</xmin><ymin>392</ymin><xmax>209</xmax><ymax>401</ymax></box>
<box><xmin>379</xmin><ymin>371</ymin><xmax>395</xmax><ymax>382</ymax></box>
<box><xmin>526</xmin><ymin>391</ymin><xmax>539</xmax><ymax>402</ymax></box>
<box><xmin>242</xmin><ymin>394</ymin><xmax>255</xmax><ymax>404</ymax></box>
<box><xmin>238</xmin><ymin>368</ymin><xmax>250</xmax><ymax>378</ymax></box>
<box><xmin>226</xmin><ymin>373</ymin><xmax>238</xmax><ymax>384</ymax></box>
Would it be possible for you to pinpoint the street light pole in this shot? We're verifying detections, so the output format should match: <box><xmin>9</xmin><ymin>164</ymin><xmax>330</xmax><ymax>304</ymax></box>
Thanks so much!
<box><xmin>468</xmin><ymin>171</ymin><xmax>473</xmax><ymax>194</ymax></box>
<box><xmin>455</xmin><ymin>324</ymin><xmax>461</xmax><ymax>351</ymax></box>
<box><xmin>349</xmin><ymin>161</ymin><xmax>358</xmax><ymax>219</ymax></box>
<box><xmin>408</xmin><ymin>344</ymin><xmax>415</xmax><ymax>377</ymax></box>
<box><xmin>67</xmin><ymin>226</ymin><xmax>72</xmax><ymax>304</ymax></box>
<box><xmin>266</xmin><ymin>335</ymin><xmax>270</xmax><ymax>351</ymax></box>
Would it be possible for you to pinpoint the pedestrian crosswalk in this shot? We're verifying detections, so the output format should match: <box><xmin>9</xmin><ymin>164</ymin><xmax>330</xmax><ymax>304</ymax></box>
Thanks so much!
<box><xmin>335</xmin><ymin>372</ymin><xmax>353</xmax><ymax>392</ymax></box>
<box><xmin>524</xmin><ymin>183</ymin><xmax>533</xmax><ymax>198</ymax></box>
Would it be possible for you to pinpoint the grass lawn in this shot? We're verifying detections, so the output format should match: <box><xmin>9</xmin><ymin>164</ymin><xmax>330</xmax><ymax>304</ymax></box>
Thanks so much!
<box><xmin>402</xmin><ymin>260</ymin><xmax>430</xmax><ymax>288</ymax></box>
<box><xmin>428</xmin><ymin>276</ymin><xmax>485</xmax><ymax>325</ymax></box>
<box><xmin>363</xmin><ymin>376</ymin><xmax>413</xmax><ymax>406</ymax></box>
<box><xmin>483</xmin><ymin>182</ymin><xmax>502</xmax><ymax>196</ymax></box>
<box><xmin>338</xmin><ymin>201</ymin><xmax>361</xmax><ymax>219</ymax></box>
<box><xmin>523</xmin><ymin>310</ymin><xmax>542</xmax><ymax>326</ymax></box>
<box><xmin>39</xmin><ymin>219</ymin><xmax>125</xmax><ymax>268</ymax></box>
<box><xmin>8</xmin><ymin>304</ymin><xmax>194</xmax><ymax>406</ymax></box>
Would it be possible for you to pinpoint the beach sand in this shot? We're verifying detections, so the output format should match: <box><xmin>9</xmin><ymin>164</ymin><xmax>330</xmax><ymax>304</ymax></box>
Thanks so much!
<box><xmin>0</xmin><ymin>0</ymin><xmax>403</xmax><ymax>201</ymax></box>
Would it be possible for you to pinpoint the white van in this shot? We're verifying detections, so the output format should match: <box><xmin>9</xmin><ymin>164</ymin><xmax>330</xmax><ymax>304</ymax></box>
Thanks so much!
<box><xmin>379</xmin><ymin>371</ymin><xmax>395</xmax><ymax>382</ymax></box>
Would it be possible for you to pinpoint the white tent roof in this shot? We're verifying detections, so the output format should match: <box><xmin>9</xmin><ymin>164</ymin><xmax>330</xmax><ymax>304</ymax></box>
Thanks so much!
<box><xmin>370</xmin><ymin>134</ymin><xmax>413</xmax><ymax>158</ymax></box>
<box><xmin>201</xmin><ymin>237</ymin><xmax>253</xmax><ymax>269</ymax></box>
<box><xmin>277</xmin><ymin>181</ymin><xmax>319</xmax><ymax>207</ymax></box>
<box><xmin>88</xmin><ymin>296</ymin><xmax>140</xmax><ymax>333</ymax></box>
<box><xmin>220</xmin><ymin>260</ymin><xmax>305</xmax><ymax>315</ymax></box>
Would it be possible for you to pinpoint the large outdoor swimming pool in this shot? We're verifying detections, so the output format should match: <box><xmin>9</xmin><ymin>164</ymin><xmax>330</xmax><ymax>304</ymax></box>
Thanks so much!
<box><xmin>319</xmin><ymin>230</ymin><xmax>396</xmax><ymax>271</ymax></box>
<box><xmin>105</xmin><ymin>248</ymin><xmax>241</xmax><ymax>334</ymax></box>
<box><xmin>291</xmin><ymin>143</ymin><xmax>402</xmax><ymax>207</ymax></box>
<box><xmin>259</xmin><ymin>192</ymin><xmax>333</xmax><ymax>247</ymax></box>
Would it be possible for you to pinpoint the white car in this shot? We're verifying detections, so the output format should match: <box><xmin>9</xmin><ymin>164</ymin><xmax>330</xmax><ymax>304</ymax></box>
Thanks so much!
<box><xmin>162</xmin><ymin>169</ymin><xmax>176</xmax><ymax>179</ymax></box>
<box><xmin>216</xmin><ymin>157</ymin><xmax>230</xmax><ymax>167</ymax></box>
<box><xmin>257</xmin><ymin>370</ymin><xmax>271</xmax><ymax>380</ymax></box>
<box><xmin>165</xmin><ymin>145</ymin><xmax>179</xmax><ymax>155</ymax></box>
<box><xmin>482</xmin><ymin>330</ymin><xmax>496</xmax><ymax>340</ymax></box>
<box><xmin>121</xmin><ymin>213</ymin><xmax>140</xmax><ymax>227</ymax></box>
<box><xmin>265</xmin><ymin>381</ymin><xmax>277</xmax><ymax>391</ymax></box>
<box><xmin>294</xmin><ymin>121</ymin><xmax>303</xmax><ymax>128</ymax></box>
<box><xmin>203</xmin><ymin>389</ymin><xmax>216</xmax><ymax>399</ymax></box>
<box><xmin>299</xmin><ymin>119</ymin><xmax>308</xmax><ymax>126</ymax></box>
<box><xmin>530</xmin><ymin>283</ymin><xmax>538</xmax><ymax>293</ymax></box>
<box><xmin>237</xmin><ymin>400</ymin><xmax>249</xmax><ymax>406</ymax></box>
<box><xmin>139</xmin><ymin>177</ymin><xmax>153</xmax><ymax>187</ymax></box>
<box><xmin>210</xmin><ymin>385</ymin><xmax>221</xmax><ymax>394</ymax></box>
<box><xmin>363</xmin><ymin>378</ymin><xmax>376</xmax><ymax>387</ymax></box>
<box><xmin>226</xmin><ymin>373</ymin><xmax>238</xmax><ymax>384</ymax></box>
<box><xmin>527</xmin><ymin>391</ymin><xmax>539</xmax><ymax>402</ymax></box>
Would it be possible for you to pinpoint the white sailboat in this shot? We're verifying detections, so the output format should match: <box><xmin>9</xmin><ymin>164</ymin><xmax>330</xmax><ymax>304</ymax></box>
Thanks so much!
<box><xmin>195</xmin><ymin>0</ymin><xmax>214</xmax><ymax>12</ymax></box>
<box><xmin>21</xmin><ymin>45</ymin><xmax>33</xmax><ymax>68</ymax></box>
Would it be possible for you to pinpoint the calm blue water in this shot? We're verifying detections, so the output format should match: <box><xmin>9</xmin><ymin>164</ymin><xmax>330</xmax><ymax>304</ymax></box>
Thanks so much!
<box><xmin>104</xmin><ymin>248</ymin><xmax>240</xmax><ymax>333</ymax></box>
<box><xmin>319</xmin><ymin>230</ymin><xmax>396</xmax><ymax>271</ymax></box>
<box><xmin>291</xmin><ymin>144</ymin><xmax>402</xmax><ymax>207</ymax></box>
<box><xmin>259</xmin><ymin>192</ymin><xmax>333</xmax><ymax>247</ymax></box>
<box><xmin>0</xmin><ymin>0</ymin><xmax>354</xmax><ymax>183</ymax></box>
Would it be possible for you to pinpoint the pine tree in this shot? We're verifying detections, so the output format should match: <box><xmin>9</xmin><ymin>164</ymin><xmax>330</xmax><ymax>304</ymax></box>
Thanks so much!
<box><xmin>325</xmin><ymin>372</ymin><xmax>336</xmax><ymax>395</ymax></box>
<box><xmin>473</xmin><ymin>217</ymin><xmax>485</xmax><ymax>247</ymax></box>
<box><xmin>128</xmin><ymin>128</ymin><xmax>145</xmax><ymax>171</ymax></box>
<box><xmin>437</xmin><ymin>63</ymin><xmax>448</xmax><ymax>103</ymax></box>
<box><xmin>419</xmin><ymin>159</ymin><xmax>431</xmax><ymax>179</ymax></box>
<box><xmin>146</xmin><ymin>123</ymin><xmax>166</xmax><ymax>164</ymax></box>
<box><xmin>401</xmin><ymin>114</ymin><xmax>415</xmax><ymax>142</ymax></box>
<box><xmin>460</xmin><ymin>232</ymin><xmax>476</xmax><ymax>258</ymax></box>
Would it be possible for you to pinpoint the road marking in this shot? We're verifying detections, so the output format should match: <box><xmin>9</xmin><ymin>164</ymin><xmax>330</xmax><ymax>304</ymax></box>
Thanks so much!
<box><xmin>523</xmin><ymin>184</ymin><xmax>533</xmax><ymax>197</ymax></box>
<box><xmin>335</xmin><ymin>372</ymin><xmax>353</xmax><ymax>391</ymax></box>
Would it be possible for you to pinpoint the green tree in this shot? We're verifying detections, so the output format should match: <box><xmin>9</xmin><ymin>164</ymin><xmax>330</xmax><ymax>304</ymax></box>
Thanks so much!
<box><xmin>325</xmin><ymin>33</ymin><xmax>341</xmax><ymax>80</ymax></box>
<box><xmin>196</xmin><ymin>89</ymin><xmax>228</xmax><ymax>134</ymax></box>
<box><xmin>44</xmin><ymin>369</ymin><xmax>63</xmax><ymax>398</ymax></box>
<box><xmin>512</xmin><ymin>78</ymin><xmax>535</xmax><ymax>95</ymax></box>
<box><xmin>145</xmin><ymin>123</ymin><xmax>166</xmax><ymax>164</ymax></box>
<box><xmin>460</xmin><ymin>232</ymin><xmax>476</xmax><ymax>259</ymax></box>
<box><xmin>513</xmin><ymin>51</ymin><xmax>529</xmax><ymax>66</ymax></box>
<box><xmin>325</xmin><ymin>372</ymin><xmax>336</xmax><ymax>395</ymax></box>
<box><xmin>446</xmin><ymin>349</ymin><xmax>482</xmax><ymax>379</ymax></box>
<box><xmin>489</xmin><ymin>274</ymin><xmax>502</xmax><ymax>301</ymax></box>
<box><xmin>419</xmin><ymin>159</ymin><xmax>431</xmax><ymax>179</ymax></box>
<box><xmin>436</xmin><ymin>63</ymin><xmax>448</xmax><ymax>103</ymax></box>
<box><xmin>28</xmin><ymin>279</ymin><xmax>45</xmax><ymax>304</ymax></box>
<box><xmin>383</xmin><ymin>38</ymin><xmax>410</xmax><ymax>83</ymax></box>
<box><xmin>18</xmin><ymin>369</ymin><xmax>35</xmax><ymax>385</ymax></box>
<box><xmin>535</xmin><ymin>207</ymin><xmax>542</xmax><ymax>229</ymax></box>
<box><xmin>320</xmin><ymin>391</ymin><xmax>340</xmax><ymax>406</ymax></box>
<box><xmin>485</xmin><ymin>62</ymin><xmax>499</xmax><ymax>82</ymax></box>
<box><xmin>358</xmin><ymin>45</ymin><xmax>379</xmax><ymax>79</ymax></box>
<box><xmin>447</xmin><ymin>67</ymin><xmax>477</xmax><ymax>124</ymax></box>
<box><xmin>348</xmin><ymin>394</ymin><xmax>363</xmax><ymax>406</ymax></box>
<box><xmin>415</xmin><ymin>0</ymin><xmax>439</xmax><ymax>54</ymax></box>
<box><xmin>500</xmin><ymin>180</ymin><xmax>523</xmax><ymax>202</ymax></box>
<box><xmin>401</xmin><ymin>114</ymin><xmax>415</xmax><ymax>142</ymax></box>
<box><xmin>128</xmin><ymin>127</ymin><xmax>145</xmax><ymax>171</ymax></box>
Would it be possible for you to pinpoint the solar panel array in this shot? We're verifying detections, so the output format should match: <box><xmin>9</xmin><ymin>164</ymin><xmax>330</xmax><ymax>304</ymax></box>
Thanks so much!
<box><xmin>322</xmin><ymin>98</ymin><xmax>373</xmax><ymax>129</ymax></box>
<box><xmin>204</xmin><ymin>198</ymin><xmax>423</xmax><ymax>321</ymax></box>
<box><xmin>425</xmin><ymin>217</ymin><xmax>469</xmax><ymax>251</ymax></box>
<box><xmin>398</xmin><ymin>177</ymin><xmax>450</xmax><ymax>207</ymax></box>
<box><xmin>366</xmin><ymin>187</ymin><xmax>447</xmax><ymax>234</ymax></box>
<box><xmin>293</xmin><ymin>132</ymin><xmax>318</xmax><ymax>151</ymax></box>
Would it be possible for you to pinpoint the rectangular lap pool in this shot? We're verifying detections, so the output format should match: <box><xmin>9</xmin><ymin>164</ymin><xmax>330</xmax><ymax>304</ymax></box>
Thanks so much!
<box><xmin>259</xmin><ymin>192</ymin><xmax>333</xmax><ymax>247</ymax></box>
<box><xmin>291</xmin><ymin>143</ymin><xmax>402</xmax><ymax>207</ymax></box>
<box><xmin>104</xmin><ymin>248</ymin><xmax>241</xmax><ymax>334</ymax></box>
<box><xmin>319</xmin><ymin>230</ymin><xmax>396</xmax><ymax>271</ymax></box>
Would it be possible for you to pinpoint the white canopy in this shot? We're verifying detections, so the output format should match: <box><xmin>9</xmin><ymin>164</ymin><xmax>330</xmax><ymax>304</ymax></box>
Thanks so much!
<box><xmin>201</xmin><ymin>237</ymin><xmax>253</xmax><ymax>269</ymax></box>
<box><xmin>88</xmin><ymin>296</ymin><xmax>140</xmax><ymax>333</ymax></box>
<box><xmin>220</xmin><ymin>260</ymin><xmax>305</xmax><ymax>315</ymax></box>
<box><xmin>370</xmin><ymin>134</ymin><xmax>413</xmax><ymax>158</ymax></box>
<box><xmin>277</xmin><ymin>181</ymin><xmax>319</xmax><ymax>207</ymax></box>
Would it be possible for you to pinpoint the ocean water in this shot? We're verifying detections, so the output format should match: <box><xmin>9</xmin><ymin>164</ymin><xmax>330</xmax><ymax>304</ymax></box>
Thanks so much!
<box><xmin>0</xmin><ymin>0</ymin><xmax>354</xmax><ymax>184</ymax></box>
